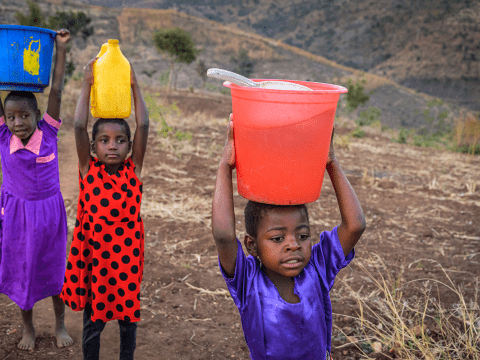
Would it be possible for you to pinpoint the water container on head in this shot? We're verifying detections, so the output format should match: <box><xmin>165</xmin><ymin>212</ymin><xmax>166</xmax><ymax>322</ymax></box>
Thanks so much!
<box><xmin>224</xmin><ymin>79</ymin><xmax>347</xmax><ymax>205</ymax></box>
<box><xmin>96</xmin><ymin>42</ymin><xmax>108</xmax><ymax>58</ymax></box>
<box><xmin>91</xmin><ymin>39</ymin><xmax>131</xmax><ymax>118</ymax></box>
<box><xmin>0</xmin><ymin>25</ymin><xmax>56</xmax><ymax>92</ymax></box>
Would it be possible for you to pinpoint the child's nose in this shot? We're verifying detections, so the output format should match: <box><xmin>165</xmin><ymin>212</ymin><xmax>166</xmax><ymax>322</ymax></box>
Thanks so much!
<box><xmin>285</xmin><ymin>236</ymin><xmax>301</xmax><ymax>250</ymax></box>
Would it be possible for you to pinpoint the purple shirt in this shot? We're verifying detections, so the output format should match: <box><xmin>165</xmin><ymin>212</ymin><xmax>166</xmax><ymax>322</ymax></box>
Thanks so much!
<box><xmin>220</xmin><ymin>227</ymin><xmax>354</xmax><ymax>360</ymax></box>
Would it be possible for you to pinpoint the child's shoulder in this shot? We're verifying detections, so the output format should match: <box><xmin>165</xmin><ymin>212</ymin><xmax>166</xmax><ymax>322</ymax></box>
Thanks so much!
<box><xmin>38</xmin><ymin>112</ymin><xmax>61</xmax><ymax>134</ymax></box>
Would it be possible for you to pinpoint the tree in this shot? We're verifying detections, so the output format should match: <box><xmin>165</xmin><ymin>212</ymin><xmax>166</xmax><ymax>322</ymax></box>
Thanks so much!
<box><xmin>47</xmin><ymin>11</ymin><xmax>94</xmax><ymax>40</ymax></box>
<box><xmin>230</xmin><ymin>48</ymin><xmax>254</xmax><ymax>77</ymax></box>
<box><xmin>16</xmin><ymin>1</ymin><xmax>46</xmax><ymax>27</ymax></box>
<box><xmin>345</xmin><ymin>79</ymin><xmax>370</xmax><ymax>110</ymax></box>
<box><xmin>196</xmin><ymin>60</ymin><xmax>208</xmax><ymax>91</ymax></box>
<box><xmin>152</xmin><ymin>28</ymin><xmax>199</xmax><ymax>91</ymax></box>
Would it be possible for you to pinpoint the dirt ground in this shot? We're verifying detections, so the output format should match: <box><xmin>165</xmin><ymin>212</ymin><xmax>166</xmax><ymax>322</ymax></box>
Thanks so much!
<box><xmin>1</xmin><ymin>90</ymin><xmax>479</xmax><ymax>359</ymax></box>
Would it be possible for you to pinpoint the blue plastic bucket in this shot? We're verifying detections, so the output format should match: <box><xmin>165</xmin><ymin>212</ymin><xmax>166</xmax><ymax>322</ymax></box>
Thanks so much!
<box><xmin>0</xmin><ymin>25</ymin><xmax>56</xmax><ymax>92</ymax></box>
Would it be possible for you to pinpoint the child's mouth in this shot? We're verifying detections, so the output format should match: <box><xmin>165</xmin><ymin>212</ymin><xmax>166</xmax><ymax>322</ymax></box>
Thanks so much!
<box><xmin>282</xmin><ymin>259</ymin><xmax>303</xmax><ymax>268</ymax></box>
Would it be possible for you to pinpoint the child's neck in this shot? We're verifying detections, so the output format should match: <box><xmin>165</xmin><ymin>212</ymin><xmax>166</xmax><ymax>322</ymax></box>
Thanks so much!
<box><xmin>264</xmin><ymin>268</ymin><xmax>300</xmax><ymax>304</ymax></box>
<box><xmin>21</xmin><ymin>129</ymin><xmax>37</xmax><ymax>146</ymax></box>
<box><xmin>102</xmin><ymin>163</ymin><xmax>122</xmax><ymax>176</ymax></box>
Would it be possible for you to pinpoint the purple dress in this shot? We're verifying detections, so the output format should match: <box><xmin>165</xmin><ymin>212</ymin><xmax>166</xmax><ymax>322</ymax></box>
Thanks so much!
<box><xmin>0</xmin><ymin>113</ymin><xmax>67</xmax><ymax>310</ymax></box>
<box><xmin>220</xmin><ymin>227</ymin><xmax>354</xmax><ymax>360</ymax></box>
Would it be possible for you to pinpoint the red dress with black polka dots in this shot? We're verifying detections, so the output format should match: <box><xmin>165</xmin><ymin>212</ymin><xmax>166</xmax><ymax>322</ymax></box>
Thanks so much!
<box><xmin>61</xmin><ymin>156</ymin><xmax>144</xmax><ymax>323</ymax></box>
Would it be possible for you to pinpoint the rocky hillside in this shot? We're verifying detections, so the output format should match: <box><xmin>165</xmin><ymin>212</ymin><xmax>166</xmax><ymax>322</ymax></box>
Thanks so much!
<box><xmin>0</xmin><ymin>0</ymin><xmax>466</xmax><ymax>134</ymax></box>
<box><xmin>61</xmin><ymin>0</ymin><xmax>480</xmax><ymax>111</ymax></box>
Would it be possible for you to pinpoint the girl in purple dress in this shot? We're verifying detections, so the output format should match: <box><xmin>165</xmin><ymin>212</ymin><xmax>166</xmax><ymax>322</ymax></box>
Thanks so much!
<box><xmin>0</xmin><ymin>29</ymin><xmax>73</xmax><ymax>351</ymax></box>
<box><xmin>212</xmin><ymin>116</ymin><xmax>366</xmax><ymax>359</ymax></box>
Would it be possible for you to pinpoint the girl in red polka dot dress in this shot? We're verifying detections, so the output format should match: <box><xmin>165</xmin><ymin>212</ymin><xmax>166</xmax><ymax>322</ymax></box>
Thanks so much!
<box><xmin>61</xmin><ymin>57</ymin><xmax>149</xmax><ymax>360</ymax></box>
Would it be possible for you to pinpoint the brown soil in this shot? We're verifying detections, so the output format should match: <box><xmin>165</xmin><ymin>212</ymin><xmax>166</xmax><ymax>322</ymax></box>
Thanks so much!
<box><xmin>1</xmin><ymin>90</ymin><xmax>479</xmax><ymax>360</ymax></box>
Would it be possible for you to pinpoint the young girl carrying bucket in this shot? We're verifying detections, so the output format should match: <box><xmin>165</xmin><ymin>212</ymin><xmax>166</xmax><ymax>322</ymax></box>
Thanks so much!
<box><xmin>212</xmin><ymin>116</ymin><xmax>366</xmax><ymax>359</ymax></box>
<box><xmin>0</xmin><ymin>29</ymin><xmax>73</xmax><ymax>351</ymax></box>
<box><xmin>61</xmin><ymin>57</ymin><xmax>149</xmax><ymax>360</ymax></box>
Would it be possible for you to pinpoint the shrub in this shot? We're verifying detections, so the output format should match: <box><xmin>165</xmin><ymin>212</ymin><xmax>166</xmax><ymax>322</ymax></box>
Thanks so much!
<box><xmin>352</xmin><ymin>127</ymin><xmax>366</xmax><ymax>138</ymax></box>
<box><xmin>356</xmin><ymin>107</ymin><xmax>381</xmax><ymax>127</ymax></box>
<box><xmin>230</xmin><ymin>48</ymin><xmax>254</xmax><ymax>77</ymax></box>
<box><xmin>454</xmin><ymin>112</ymin><xmax>480</xmax><ymax>155</ymax></box>
<box><xmin>16</xmin><ymin>1</ymin><xmax>45</xmax><ymax>27</ymax></box>
<box><xmin>47</xmin><ymin>11</ymin><xmax>93</xmax><ymax>40</ymax></box>
<box><xmin>346</xmin><ymin>79</ymin><xmax>369</xmax><ymax>110</ymax></box>
<box><xmin>395</xmin><ymin>127</ymin><xmax>408</xmax><ymax>144</ymax></box>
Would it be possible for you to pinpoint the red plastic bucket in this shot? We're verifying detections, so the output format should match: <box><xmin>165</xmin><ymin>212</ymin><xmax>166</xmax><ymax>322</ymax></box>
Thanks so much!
<box><xmin>224</xmin><ymin>79</ymin><xmax>347</xmax><ymax>205</ymax></box>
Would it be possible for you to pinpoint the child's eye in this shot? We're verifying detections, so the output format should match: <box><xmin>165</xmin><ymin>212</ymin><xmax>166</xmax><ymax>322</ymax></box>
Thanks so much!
<box><xmin>101</xmin><ymin>139</ymin><xmax>108</xmax><ymax>143</ymax></box>
<box><xmin>271</xmin><ymin>237</ymin><xmax>284</xmax><ymax>243</ymax></box>
<box><xmin>299</xmin><ymin>234</ymin><xmax>310</xmax><ymax>241</ymax></box>
<box><xmin>118</xmin><ymin>139</ymin><xmax>125</xmax><ymax>143</ymax></box>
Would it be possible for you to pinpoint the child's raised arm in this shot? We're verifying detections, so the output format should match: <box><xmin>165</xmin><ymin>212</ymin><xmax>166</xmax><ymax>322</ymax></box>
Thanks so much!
<box><xmin>130</xmin><ymin>66</ymin><xmax>149</xmax><ymax>178</ymax></box>
<box><xmin>212</xmin><ymin>117</ymin><xmax>238</xmax><ymax>277</ymax></box>
<box><xmin>326</xmin><ymin>126</ymin><xmax>366</xmax><ymax>256</ymax></box>
<box><xmin>0</xmin><ymin>92</ymin><xmax>4</xmax><ymax>118</ymax></box>
<box><xmin>46</xmin><ymin>29</ymin><xmax>70</xmax><ymax>121</ymax></box>
<box><xmin>75</xmin><ymin>58</ymin><xmax>97</xmax><ymax>179</ymax></box>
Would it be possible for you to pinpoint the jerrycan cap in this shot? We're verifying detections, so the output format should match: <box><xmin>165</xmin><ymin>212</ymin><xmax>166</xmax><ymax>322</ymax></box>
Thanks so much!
<box><xmin>108</xmin><ymin>39</ymin><xmax>119</xmax><ymax>46</ymax></box>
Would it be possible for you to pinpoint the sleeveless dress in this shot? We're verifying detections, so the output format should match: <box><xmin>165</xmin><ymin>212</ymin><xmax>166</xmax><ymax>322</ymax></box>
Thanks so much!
<box><xmin>61</xmin><ymin>156</ymin><xmax>144</xmax><ymax>323</ymax></box>
<box><xmin>0</xmin><ymin>114</ymin><xmax>68</xmax><ymax>310</ymax></box>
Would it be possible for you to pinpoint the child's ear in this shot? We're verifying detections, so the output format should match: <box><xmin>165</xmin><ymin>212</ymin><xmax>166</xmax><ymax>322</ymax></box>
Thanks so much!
<box><xmin>91</xmin><ymin>140</ymin><xmax>95</xmax><ymax>154</ymax></box>
<box><xmin>244</xmin><ymin>234</ymin><xmax>257</xmax><ymax>257</ymax></box>
<box><xmin>128</xmin><ymin>140</ymin><xmax>132</xmax><ymax>153</ymax></box>
<box><xmin>35</xmin><ymin>109</ymin><xmax>41</xmax><ymax>122</ymax></box>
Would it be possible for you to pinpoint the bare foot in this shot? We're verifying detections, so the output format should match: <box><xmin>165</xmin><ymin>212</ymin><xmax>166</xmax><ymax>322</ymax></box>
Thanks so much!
<box><xmin>17</xmin><ymin>327</ymin><xmax>35</xmax><ymax>351</ymax></box>
<box><xmin>55</xmin><ymin>324</ymin><xmax>74</xmax><ymax>348</ymax></box>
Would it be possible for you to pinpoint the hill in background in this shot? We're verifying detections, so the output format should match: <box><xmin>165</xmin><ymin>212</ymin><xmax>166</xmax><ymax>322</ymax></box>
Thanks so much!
<box><xmin>54</xmin><ymin>0</ymin><xmax>480</xmax><ymax>112</ymax></box>
<box><xmin>0</xmin><ymin>0</ymin><xmax>470</xmax><ymax>136</ymax></box>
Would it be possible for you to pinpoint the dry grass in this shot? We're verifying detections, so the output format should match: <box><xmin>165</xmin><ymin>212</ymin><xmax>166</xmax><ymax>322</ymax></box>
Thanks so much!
<box><xmin>455</xmin><ymin>111</ymin><xmax>480</xmax><ymax>155</ymax></box>
<box><xmin>340</xmin><ymin>257</ymin><xmax>480</xmax><ymax>359</ymax></box>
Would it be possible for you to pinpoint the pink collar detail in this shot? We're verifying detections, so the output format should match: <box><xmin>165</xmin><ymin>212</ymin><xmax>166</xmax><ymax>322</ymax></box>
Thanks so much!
<box><xmin>10</xmin><ymin>128</ymin><xmax>43</xmax><ymax>155</ymax></box>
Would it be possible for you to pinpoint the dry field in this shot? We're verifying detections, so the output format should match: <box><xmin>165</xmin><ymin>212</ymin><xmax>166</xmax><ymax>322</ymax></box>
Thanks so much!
<box><xmin>0</xmin><ymin>86</ymin><xmax>479</xmax><ymax>359</ymax></box>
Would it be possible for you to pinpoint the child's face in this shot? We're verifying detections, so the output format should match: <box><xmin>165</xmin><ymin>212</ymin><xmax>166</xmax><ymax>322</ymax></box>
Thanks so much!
<box><xmin>4</xmin><ymin>99</ymin><xmax>40</xmax><ymax>141</ymax></box>
<box><xmin>250</xmin><ymin>207</ymin><xmax>312</xmax><ymax>279</ymax></box>
<box><xmin>92</xmin><ymin>123</ymin><xmax>131</xmax><ymax>165</ymax></box>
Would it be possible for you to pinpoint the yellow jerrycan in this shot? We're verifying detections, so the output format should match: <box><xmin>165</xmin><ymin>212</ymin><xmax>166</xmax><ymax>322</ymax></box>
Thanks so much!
<box><xmin>96</xmin><ymin>42</ymin><xmax>108</xmax><ymax>58</ymax></box>
<box><xmin>90</xmin><ymin>42</ymin><xmax>108</xmax><ymax>114</ymax></box>
<box><xmin>91</xmin><ymin>39</ymin><xmax>131</xmax><ymax>118</ymax></box>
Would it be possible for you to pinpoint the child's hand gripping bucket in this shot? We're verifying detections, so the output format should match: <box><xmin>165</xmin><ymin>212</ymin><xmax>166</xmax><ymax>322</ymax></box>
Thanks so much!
<box><xmin>224</xmin><ymin>80</ymin><xmax>347</xmax><ymax>205</ymax></box>
<box><xmin>0</xmin><ymin>25</ymin><xmax>57</xmax><ymax>92</ymax></box>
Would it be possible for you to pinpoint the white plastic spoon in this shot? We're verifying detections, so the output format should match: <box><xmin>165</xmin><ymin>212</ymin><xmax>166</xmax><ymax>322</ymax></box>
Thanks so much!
<box><xmin>207</xmin><ymin>68</ymin><xmax>312</xmax><ymax>91</ymax></box>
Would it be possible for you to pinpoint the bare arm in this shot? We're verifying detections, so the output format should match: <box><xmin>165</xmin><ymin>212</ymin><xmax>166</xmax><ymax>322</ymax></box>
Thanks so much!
<box><xmin>130</xmin><ymin>66</ymin><xmax>149</xmax><ymax>178</ymax></box>
<box><xmin>75</xmin><ymin>58</ymin><xmax>96</xmax><ymax>179</ymax></box>
<box><xmin>326</xmin><ymin>127</ymin><xmax>366</xmax><ymax>256</ymax></box>
<box><xmin>46</xmin><ymin>29</ymin><xmax>70</xmax><ymax>121</ymax></box>
<box><xmin>212</xmin><ymin>118</ymin><xmax>238</xmax><ymax>277</ymax></box>
<box><xmin>0</xmin><ymin>92</ymin><xmax>4</xmax><ymax>118</ymax></box>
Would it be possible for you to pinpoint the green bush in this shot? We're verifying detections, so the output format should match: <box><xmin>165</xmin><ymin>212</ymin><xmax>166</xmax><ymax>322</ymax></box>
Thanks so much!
<box><xmin>346</xmin><ymin>79</ymin><xmax>369</xmax><ymax>110</ymax></box>
<box><xmin>455</xmin><ymin>144</ymin><xmax>480</xmax><ymax>155</ymax></box>
<box><xmin>352</xmin><ymin>127</ymin><xmax>366</xmax><ymax>138</ymax></box>
<box><xmin>355</xmin><ymin>107</ymin><xmax>381</xmax><ymax>126</ymax></box>
<box><xmin>47</xmin><ymin>11</ymin><xmax>93</xmax><ymax>39</ymax></box>
<box><xmin>16</xmin><ymin>1</ymin><xmax>45</xmax><ymax>27</ymax></box>
<box><xmin>395</xmin><ymin>127</ymin><xmax>408</xmax><ymax>144</ymax></box>
<box><xmin>230</xmin><ymin>48</ymin><xmax>254</xmax><ymax>77</ymax></box>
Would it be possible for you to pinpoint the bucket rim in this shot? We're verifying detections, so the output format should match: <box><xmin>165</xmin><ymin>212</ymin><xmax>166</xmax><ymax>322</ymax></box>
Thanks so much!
<box><xmin>223</xmin><ymin>79</ymin><xmax>348</xmax><ymax>94</ymax></box>
<box><xmin>0</xmin><ymin>25</ymin><xmax>56</xmax><ymax>37</ymax></box>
